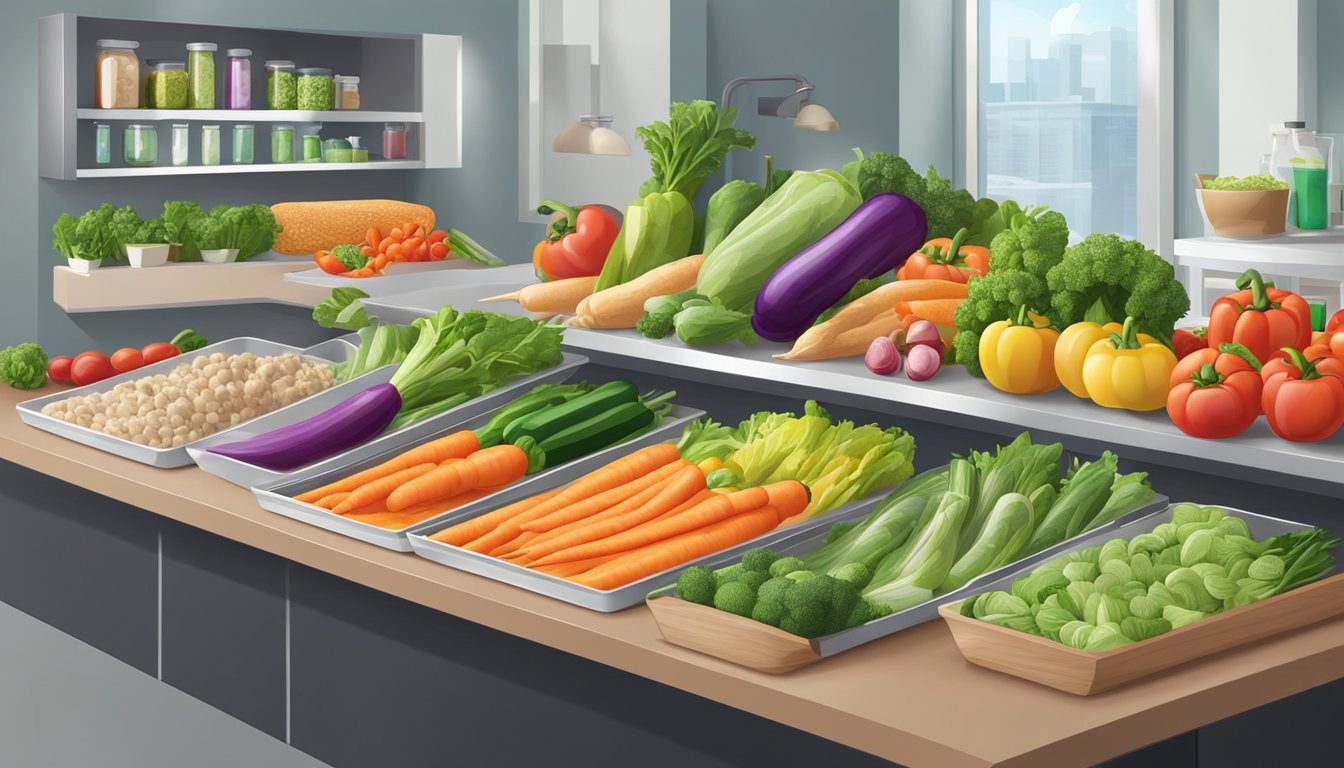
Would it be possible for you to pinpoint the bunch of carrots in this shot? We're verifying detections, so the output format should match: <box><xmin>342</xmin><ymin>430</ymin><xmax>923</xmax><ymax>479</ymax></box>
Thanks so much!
<box><xmin>428</xmin><ymin>444</ymin><xmax>809</xmax><ymax>591</ymax></box>
<box><xmin>293</xmin><ymin>430</ymin><xmax>529</xmax><ymax>530</ymax></box>
<box><xmin>313</xmin><ymin>223</ymin><xmax>452</xmax><ymax>278</ymax></box>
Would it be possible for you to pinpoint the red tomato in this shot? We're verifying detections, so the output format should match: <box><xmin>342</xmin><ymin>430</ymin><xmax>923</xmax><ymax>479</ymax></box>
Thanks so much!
<box><xmin>47</xmin><ymin>356</ymin><xmax>74</xmax><ymax>385</ymax></box>
<box><xmin>110</xmin><ymin>347</ymin><xmax>145</xmax><ymax>373</ymax></box>
<box><xmin>141</xmin><ymin>342</ymin><xmax>180</xmax><ymax>365</ymax></box>
<box><xmin>70</xmin><ymin>353</ymin><xmax>115</xmax><ymax>386</ymax></box>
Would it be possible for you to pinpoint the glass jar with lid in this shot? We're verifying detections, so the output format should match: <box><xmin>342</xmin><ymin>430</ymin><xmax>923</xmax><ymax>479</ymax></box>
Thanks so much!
<box><xmin>95</xmin><ymin>39</ymin><xmax>140</xmax><ymax>108</ymax></box>
<box><xmin>123</xmin><ymin>124</ymin><xmax>157</xmax><ymax>166</ymax></box>
<box><xmin>201</xmin><ymin>125</ymin><xmax>221</xmax><ymax>166</ymax></box>
<box><xmin>225</xmin><ymin>48</ymin><xmax>252</xmax><ymax>110</ymax></box>
<box><xmin>171</xmin><ymin>124</ymin><xmax>189</xmax><ymax>166</ymax></box>
<box><xmin>383</xmin><ymin>123</ymin><xmax>407</xmax><ymax>159</ymax></box>
<box><xmin>186</xmin><ymin>42</ymin><xmax>217</xmax><ymax>109</ymax></box>
<box><xmin>145</xmin><ymin>60</ymin><xmax>187</xmax><ymax>109</ymax></box>
<box><xmin>232</xmin><ymin>124</ymin><xmax>254</xmax><ymax>164</ymax></box>
<box><xmin>348</xmin><ymin>136</ymin><xmax>368</xmax><ymax>162</ymax></box>
<box><xmin>301</xmin><ymin>124</ymin><xmax>323</xmax><ymax>162</ymax></box>
<box><xmin>296</xmin><ymin>68</ymin><xmax>334</xmax><ymax>111</ymax></box>
<box><xmin>94</xmin><ymin>123</ymin><xmax>111</xmax><ymax>165</ymax></box>
<box><xmin>335</xmin><ymin>75</ymin><xmax>361</xmax><ymax>110</ymax></box>
<box><xmin>265</xmin><ymin>61</ymin><xmax>296</xmax><ymax>109</ymax></box>
<box><xmin>322</xmin><ymin>137</ymin><xmax>352</xmax><ymax>163</ymax></box>
<box><xmin>271</xmin><ymin>124</ymin><xmax>294</xmax><ymax>163</ymax></box>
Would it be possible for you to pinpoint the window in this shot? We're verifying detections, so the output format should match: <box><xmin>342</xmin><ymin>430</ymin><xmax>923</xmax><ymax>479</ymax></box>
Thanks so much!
<box><xmin>977</xmin><ymin>1</ymin><xmax>1140</xmax><ymax>240</ymax></box>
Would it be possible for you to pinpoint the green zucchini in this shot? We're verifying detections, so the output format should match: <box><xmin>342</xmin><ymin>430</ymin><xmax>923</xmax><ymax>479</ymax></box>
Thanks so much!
<box><xmin>473</xmin><ymin>383</ymin><xmax>593</xmax><ymax>448</ymax></box>
<box><xmin>537</xmin><ymin>401</ymin><xmax>658</xmax><ymax>468</ymax></box>
<box><xmin>502</xmin><ymin>380</ymin><xmax>640</xmax><ymax>445</ymax></box>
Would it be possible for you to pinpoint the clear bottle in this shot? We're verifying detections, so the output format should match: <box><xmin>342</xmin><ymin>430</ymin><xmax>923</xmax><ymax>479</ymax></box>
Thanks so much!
<box><xmin>225</xmin><ymin>48</ymin><xmax>252</xmax><ymax>110</ymax></box>
<box><xmin>265</xmin><ymin>60</ymin><xmax>296</xmax><ymax>109</ymax></box>
<box><xmin>95</xmin><ymin>39</ymin><xmax>140</xmax><ymax>108</ymax></box>
<box><xmin>232</xmin><ymin>124</ymin><xmax>254</xmax><ymax>164</ymax></box>
<box><xmin>335</xmin><ymin>75</ymin><xmax>361</xmax><ymax>110</ymax></box>
<box><xmin>201</xmin><ymin>124</ymin><xmax>221</xmax><ymax>166</ymax></box>
<box><xmin>186</xmin><ymin>42</ymin><xmax>217</xmax><ymax>109</ymax></box>
<box><xmin>383</xmin><ymin>122</ymin><xmax>407</xmax><ymax>159</ymax></box>
<box><xmin>171</xmin><ymin>123</ymin><xmax>189</xmax><ymax>166</ymax></box>
<box><xmin>94</xmin><ymin>123</ymin><xmax>111</xmax><ymax>164</ymax></box>
<box><xmin>271</xmin><ymin>124</ymin><xmax>294</xmax><ymax>163</ymax></box>
<box><xmin>123</xmin><ymin>124</ymin><xmax>157</xmax><ymax>166</ymax></box>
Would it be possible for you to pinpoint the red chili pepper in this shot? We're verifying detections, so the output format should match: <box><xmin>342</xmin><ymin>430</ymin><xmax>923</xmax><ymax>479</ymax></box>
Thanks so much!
<box><xmin>531</xmin><ymin>199</ymin><xmax>620</xmax><ymax>281</ymax></box>
<box><xmin>1206</xmin><ymin>269</ymin><xmax>1311</xmax><ymax>365</ymax></box>
<box><xmin>1166</xmin><ymin>343</ymin><xmax>1263</xmax><ymax>439</ymax></box>
<box><xmin>1261</xmin><ymin>347</ymin><xmax>1344</xmax><ymax>442</ymax></box>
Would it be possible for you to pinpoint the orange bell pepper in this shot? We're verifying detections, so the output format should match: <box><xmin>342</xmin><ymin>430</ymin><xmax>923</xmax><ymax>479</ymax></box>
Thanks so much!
<box><xmin>896</xmin><ymin>228</ymin><xmax>990</xmax><ymax>283</ymax></box>
<box><xmin>1166</xmin><ymin>344</ymin><xmax>1264</xmax><ymax>439</ymax></box>
<box><xmin>1206</xmin><ymin>269</ymin><xmax>1311</xmax><ymax>365</ymax></box>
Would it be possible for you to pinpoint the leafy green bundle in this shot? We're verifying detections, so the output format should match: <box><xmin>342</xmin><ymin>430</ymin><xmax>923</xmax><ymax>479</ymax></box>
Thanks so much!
<box><xmin>190</xmin><ymin>204</ymin><xmax>283</xmax><ymax>262</ymax></box>
<box><xmin>962</xmin><ymin>503</ymin><xmax>1338</xmax><ymax>651</ymax></box>
<box><xmin>636</xmin><ymin>100</ymin><xmax>756</xmax><ymax>202</ymax></box>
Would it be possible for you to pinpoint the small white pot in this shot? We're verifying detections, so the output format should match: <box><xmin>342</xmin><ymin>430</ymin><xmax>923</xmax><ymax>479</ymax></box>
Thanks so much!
<box><xmin>200</xmin><ymin>248</ymin><xmax>240</xmax><ymax>264</ymax></box>
<box><xmin>66</xmin><ymin>257</ymin><xmax>101</xmax><ymax>273</ymax></box>
<box><xmin>126</xmin><ymin>244</ymin><xmax>172</xmax><ymax>268</ymax></box>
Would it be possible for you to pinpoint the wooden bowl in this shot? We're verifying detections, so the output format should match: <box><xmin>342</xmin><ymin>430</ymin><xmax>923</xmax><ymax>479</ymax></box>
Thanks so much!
<box><xmin>1195</xmin><ymin>173</ymin><xmax>1289</xmax><ymax>238</ymax></box>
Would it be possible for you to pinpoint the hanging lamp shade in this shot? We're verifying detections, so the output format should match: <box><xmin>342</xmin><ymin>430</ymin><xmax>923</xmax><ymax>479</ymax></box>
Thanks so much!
<box><xmin>552</xmin><ymin>115</ymin><xmax>631</xmax><ymax>156</ymax></box>
<box><xmin>794</xmin><ymin>103</ymin><xmax>839</xmax><ymax>132</ymax></box>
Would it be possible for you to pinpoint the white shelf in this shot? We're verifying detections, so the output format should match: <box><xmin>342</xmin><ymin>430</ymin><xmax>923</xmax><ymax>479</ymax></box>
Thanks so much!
<box><xmin>52</xmin><ymin>260</ymin><xmax>329</xmax><ymax>312</ymax></box>
<box><xmin>77</xmin><ymin>108</ymin><xmax>424</xmax><ymax>123</ymax></box>
<box><xmin>75</xmin><ymin>160</ymin><xmax>424</xmax><ymax>178</ymax></box>
<box><xmin>1174</xmin><ymin>234</ymin><xmax>1344</xmax><ymax>315</ymax></box>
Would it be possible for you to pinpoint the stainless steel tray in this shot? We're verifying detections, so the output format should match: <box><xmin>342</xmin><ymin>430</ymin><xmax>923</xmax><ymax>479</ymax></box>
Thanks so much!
<box><xmin>187</xmin><ymin>352</ymin><xmax>588</xmax><ymax>488</ymax></box>
<box><xmin>16</xmin><ymin>336</ymin><xmax>358</xmax><ymax>468</ymax></box>
<box><xmin>404</xmin><ymin>467</ymin><xmax>903</xmax><ymax>613</ymax></box>
<box><xmin>253</xmin><ymin>403</ymin><xmax>704</xmax><ymax>552</ymax></box>
<box><xmin>647</xmin><ymin>467</ymin><xmax>1170</xmax><ymax>656</ymax></box>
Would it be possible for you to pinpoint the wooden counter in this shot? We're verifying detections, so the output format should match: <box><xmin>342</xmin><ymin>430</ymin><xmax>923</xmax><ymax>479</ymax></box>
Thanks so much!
<box><xmin>3</xmin><ymin>384</ymin><xmax>1342</xmax><ymax>768</ymax></box>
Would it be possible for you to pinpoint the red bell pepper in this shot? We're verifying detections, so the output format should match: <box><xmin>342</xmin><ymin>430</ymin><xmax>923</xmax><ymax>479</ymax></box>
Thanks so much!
<box><xmin>1166</xmin><ymin>343</ymin><xmax>1263</xmax><ymax>439</ymax></box>
<box><xmin>1260</xmin><ymin>347</ymin><xmax>1344</xmax><ymax>382</ymax></box>
<box><xmin>531</xmin><ymin>200</ymin><xmax>620</xmax><ymax>281</ymax></box>
<box><xmin>1261</xmin><ymin>347</ymin><xmax>1344</xmax><ymax>442</ymax></box>
<box><xmin>1206</xmin><ymin>269</ymin><xmax>1311</xmax><ymax>365</ymax></box>
<box><xmin>1171</xmin><ymin>328</ymin><xmax>1207</xmax><ymax>360</ymax></box>
<box><xmin>1327</xmin><ymin>308</ymin><xmax>1344</xmax><ymax>334</ymax></box>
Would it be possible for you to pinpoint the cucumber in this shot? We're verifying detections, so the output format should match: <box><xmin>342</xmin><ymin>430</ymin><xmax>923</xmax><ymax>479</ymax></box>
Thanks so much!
<box><xmin>502</xmin><ymin>380</ymin><xmax>640</xmax><ymax>445</ymax></box>
<box><xmin>537</xmin><ymin>401</ymin><xmax>658</xmax><ymax>468</ymax></box>
<box><xmin>473</xmin><ymin>383</ymin><xmax>592</xmax><ymax>448</ymax></box>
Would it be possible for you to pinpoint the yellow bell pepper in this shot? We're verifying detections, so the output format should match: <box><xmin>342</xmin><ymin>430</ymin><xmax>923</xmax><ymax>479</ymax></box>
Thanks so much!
<box><xmin>1055</xmin><ymin>321</ymin><xmax>1160</xmax><ymax>398</ymax></box>
<box><xmin>1081</xmin><ymin>317</ymin><xmax>1177</xmax><ymax>411</ymax></box>
<box><xmin>980</xmin><ymin>306</ymin><xmax>1061</xmax><ymax>395</ymax></box>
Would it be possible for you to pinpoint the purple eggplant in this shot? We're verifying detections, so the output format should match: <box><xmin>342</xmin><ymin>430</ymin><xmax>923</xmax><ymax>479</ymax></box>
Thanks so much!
<box><xmin>752</xmin><ymin>193</ymin><xmax>928</xmax><ymax>343</ymax></box>
<box><xmin>207</xmin><ymin>383</ymin><xmax>402</xmax><ymax>472</ymax></box>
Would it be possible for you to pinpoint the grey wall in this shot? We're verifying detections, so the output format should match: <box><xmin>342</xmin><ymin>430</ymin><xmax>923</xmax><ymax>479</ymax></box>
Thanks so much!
<box><xmin>1317</xmin><ymin>1</ymin><xmax>1344</xmax><ymax>135</ymax></box>
<box><xmin>1175</xmin><ymin>0</ymin><xmax>1218</xmax><ymax>240</ymax></box>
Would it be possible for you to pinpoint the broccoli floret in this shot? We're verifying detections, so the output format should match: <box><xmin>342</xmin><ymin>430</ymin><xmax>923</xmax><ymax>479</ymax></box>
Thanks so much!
<box><xmin>843</xmin><ymin>598</ymin><xmax>893</xmax><ymax>630</ymax></box>
<box><xmin>713</xmin><ymin>563</ymin><xmax>743</xmax><ymax>589</ymax></box>
<box><xmin>742</xmin><ymin>548</ymin><xmax>782</xmax><ymax>574</ymax></box>
<box><xmin>822</xmin><ymin>578</ymin><xmax>863</xmax><ymax>635</ymax></box>
<box><xmin>784</xmin><ymin>570</ymin><xmax>816</xmax><ymax>582</ymax></box>
<box><xmin>713</xmin><ymin>581</ymin><xmax>758</xmax><ymax>618</ymax></box>
<box><xmin>635</xmin><ymin>312</ymin><xmax>674</xmax><ymax>339</ymax></box>
<box><xmin>831</xmin><ymin>562</ymin><xmax>874</xmax><ymax>590</ymax></box>
<box><xmin>919</xmin><ymin>167</ymin><xmax>977</xmax><ymax>240</ymax></box>
<box><xmin>756</xmin><ymin>576</ymin><xmax>794</xmax><ymax>606</ymax></box>
<box><xmin>782</xmin><ymin>576</ymin><xmax>834</xmax><ymax>637</ymax></box>
<box><xmin>3</xmin><ymin>343</ymin><xmax>48</xmax><ymax>390</ymax></box>
<box><xmin>677</xmin><ymin>566</ymin><xmax>717</xmax><ymax>605</ymax></box>
<box><xmin>856</xmin><ymin>152</ymin><xmax>926</xmax><ymax>202</ymax></box>
<box><xmin>1046</xmin><ymin>234</ymin><xmax>1190</xmax><ymax>343</ymax></box>
<box><xmin>752</xmin><ymin>598</ymin><xmax>786</xmax><ymax>627</ymax></box>
<box><xmin>769</xmin><ymin>556</ymin><xmax>807</xmax><ymax>579</ymax></box>
<box><xmin>332</xmin><ymin>244</ymin><xmax>369</xmax><ymax>271</ymax></box>
<box><xmin>735</xmin><ymin>570</ymin><xmax>770</xmax><ymax>593</ymax></box>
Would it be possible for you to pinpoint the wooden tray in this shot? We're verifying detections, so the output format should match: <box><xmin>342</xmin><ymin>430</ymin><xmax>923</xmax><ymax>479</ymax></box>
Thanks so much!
<box><xmin>647</xmin><ymin>595</ymin><xmax>822</xmax><ymax>673</ymax></box>
<box><xmin>939</xmin><ymin>573</ymin><xmax>1344</xmax><ymax>695</ymax></box>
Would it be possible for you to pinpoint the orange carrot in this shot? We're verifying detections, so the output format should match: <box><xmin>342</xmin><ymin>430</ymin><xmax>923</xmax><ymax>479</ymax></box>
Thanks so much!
<box><xmin>495</xmin><ymin>473</ymin><xmax>683</xmax><ymax>560</ymax></box>
<box><xmin>648</xmin><ymin>489</ymin><xmax>718</xmax><ymax>523</ymax></box>
<box><xmin>343</xmin><ymin>487</ymin><xmax>494</xmax><ymax>530</ymax></box>
<box><xmin>530</xmin><ymin>553</ymin><xmax>623</xmax><ymax>579</ymax></box>
<box><xmin>429</xmin><ymin>490</ymin><xmax>560</xmax><ymax>545</ymax></box>
<box><xmin>386</xmin><ymin>445</ymin><xmax>528</xmax><ymax>512</ymax></box>
<box><xmin>460</xmin><ymin>444</ymin><xmax>680</xmax><ymax>554</ymax></box>
<box><xmin>571</xmin><ymin>506</ymin><xmax>783</xmax><ymax>591</ymax></box>
<box><xmin>514</xmin><ymin>466</ymin><xmax>708</xmax><ymax>564</ymax></box>
<box><xmin>331</xmin><ymin>463</ymin><xmax>438</xmax><ymax>515</ymax></box>
<box><xmin>895</xmin><ymin>298</ymin><xmax>963</xmax><ymax>328</ymax></box>
<box><xmin>528</xmin><ymin>481</ymin><xmax>783</xmax><ymax>567</ymax></box>
<box><xmin>489</xmin><ymin>530</ymin><xmax>540</xmax><ymax>556</ymax></box>
<box><xmin>365</xmin><ymin>227</ymin><xmax>382</xmax><ymax>248</ymax></box>
<box><xmin>295</xmin><ymin>431</ymin><xmax>479</xmax><ymax>503</ymax></box>
<box><xmin>519</xmin><ymin>459</ymin><xmax>691</xmax><ymax>535</ymax></box>
<box><xmin>314</xmin><ymin>491</ymin><xmax>351</xmax><ymax>510</ymax></box>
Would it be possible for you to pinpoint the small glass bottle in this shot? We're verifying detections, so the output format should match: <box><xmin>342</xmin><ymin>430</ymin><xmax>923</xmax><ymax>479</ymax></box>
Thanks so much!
<box><xmin>201</xmin><ymin>124</ymin><xmax>221</xmax><ymax>166</ymax></box>
<box><xmin>123</xmin><ymin>124</ymin><xmax>157</xmax><ymax>167</ymax></box>
<box><xmin>170</xmin><ymin>123</ymin><xmax>189</xmax><ymax>166</ymax></box>
<box><xmin>224</xmin><ymin>48</ymin><xmax>252</xmax><ymax>109</ymax></box>
<box><xmin>271</xmin><ymin>124</ymin><xmax>294</xmax><ymax>163</ymax></box>
<box><xmin>383</xmin><ymin>122</ymin><xmax>407</xmax><ymax>159</ymax></box>
<box><xmin>94</xmin><ymin>123</ymin><xmax>111</xmax><ymax>164</ymax></box>
<box><xmin>232</xmin><ymin>124</ymin><xmax>254</xmax><ymax>164</ymax></box>
<box><xmin>335</xmin><ymin>75</ymin><xmax>361</xmax><ymax>110</ymax></box>
<box><xmin>186</xmin><ymin>42</ymin><xmax>217</xmax><ymax>109</ymax></box>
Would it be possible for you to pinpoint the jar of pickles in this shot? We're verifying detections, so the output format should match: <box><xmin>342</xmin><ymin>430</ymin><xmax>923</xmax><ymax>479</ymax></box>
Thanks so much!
<box><xmin>95</xmin><ymin>39</ymin><xmax>140</xmax><ymax>108</ymax></box>
<box><xmin>123</xmin><ymin>124</ymin><xmax>157</xmax><ymax>166</ymax></box>
<box><xmin>271</xmin><ymin>124</ymin><xmax>294</xmax><ymax>163</ymax></box>
<box><xmin>225</xmin><ymin>48</ymin><xmax>252</xmax><ymax>110</ymax></box>
<box><xmin>186</xmin><ymin>42</ymin><xmax>217</xmax><ymax>109</ymax></box>
<box><xmin>145</xmin><ymin>60</ymin><xmax>187</xmax><ymax>109</ymax></box>
<box><xmin>296</xmin><ymin>67</ymin><xmax>334</xmax><ymax>111</ymax></box>
<box><xmin>265</xmin><ymin>61</ymin><xmax>296</xmax><ymax>109</ymax></box>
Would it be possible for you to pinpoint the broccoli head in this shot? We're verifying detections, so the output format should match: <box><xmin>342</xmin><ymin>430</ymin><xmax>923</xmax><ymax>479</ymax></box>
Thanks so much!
<box><xmin>677</xmin><ymin>566</ymin><xmax>716</xmax><ymax>605</ymax></box>
<box><xmin>713</xmin><ymin>563</ymin><xmax>743</xmax><ymax>589</ymax></box>
<box><xmin>856</xmin><ymin>152</ymin><xmax>926</xmax><ymax>202</ymax></box>
<box><xmin>831</xmin><ymin>562</ymin><xmax>874</xmax><ymax>591</ymax></box>
<box><xmin>332</xmin><ymin>244</ymin><xmax>369</xmax><ymax>271</ymax></box>
<box><xmin>751</xmin><ymin>577</ymin><xmax>794</xmax><ymax>627</ymax></box>
<box><xmin>3</xmin><ymin>343</ymin><xmax>48</xmax><ymax>390</ymax></box>
<box><xmin>713</xmin><ymin>581</ymin><xmax>758</xmax><ymax>618</ymax></box>
<box><xmin>919</xmin><ymin>167</ymin><xmax>976</xmax><ymax>240</ymax></box>
<box><xmin>741</xmin><ymin>548</ymin><xmax>782</xmax><ymax>574</ymax></box>
<box><xmin>768</xmin><ymin>556</ymin><xmax>808</xmax><ymax>579</ymax></box>
<box><xmin>1046</xmin><ymin>234</ymin><xmax>1190</xmax><ymax>342</ymax></box>
<box><xmin>635</xmin><ymin>312</ymin><xmax>674</xmax><ymax>340</ymax></box>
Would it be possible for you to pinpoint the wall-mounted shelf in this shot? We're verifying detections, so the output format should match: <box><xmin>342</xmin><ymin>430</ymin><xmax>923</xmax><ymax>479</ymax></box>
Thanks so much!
<box><xmin>52</xmin><ymin>261</ymin><xmax>329</xmax><ymax>313</ymax></box>
<box><xmin>75</xmin><ymin>160</ymin><xmax>424</xmax><ymax>178</ymax></box>
<box><xmin>1174</xmin><ymin>234</ymin><xmax>1344</xmax><ymax>316</ymax></box>
<box><xmin>76</xmin><ymin>108</ymin><xmax>424</xmax><ymax>123</ymax></box>
<box><xmin>39</xmin><ymin>14</ymin><xmax>461</xmax><ymax>179</ymax></box>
